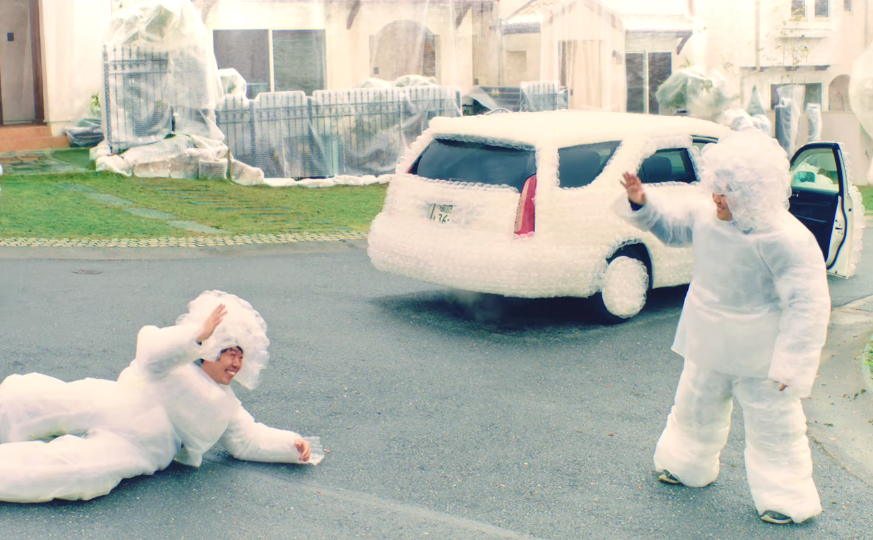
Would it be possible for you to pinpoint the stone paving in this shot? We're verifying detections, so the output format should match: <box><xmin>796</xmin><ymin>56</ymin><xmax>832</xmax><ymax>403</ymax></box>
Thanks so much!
<box><xmin>0</xmin><ymin>149</ymin><xmax>87</xmax><ymax>175</ymax></box>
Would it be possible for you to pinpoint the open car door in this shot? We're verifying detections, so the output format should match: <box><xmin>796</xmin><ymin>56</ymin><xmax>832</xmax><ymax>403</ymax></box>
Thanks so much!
<box><xmin>788</xmin><ymin>142</ymin><xmax>862</xmax><ymax>277</ymax></box>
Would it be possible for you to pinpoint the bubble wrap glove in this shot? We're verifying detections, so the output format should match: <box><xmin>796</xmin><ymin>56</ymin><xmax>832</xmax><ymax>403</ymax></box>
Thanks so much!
<box><xmin>219</xmin><ymin>407</ymin><xmax>324</xmax><ymax>465</ymax></box>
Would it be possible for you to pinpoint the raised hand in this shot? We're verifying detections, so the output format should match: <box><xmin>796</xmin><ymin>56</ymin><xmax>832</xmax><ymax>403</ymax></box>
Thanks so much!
<box><xmin>197</xmin><ymin>304</ymin><xmax>227</xmax><ymax>344</ymax></box>
<box><xmin>621</xmin><ymin>172</ymin><xmax>647</xmax><ymax>206</ymax></box>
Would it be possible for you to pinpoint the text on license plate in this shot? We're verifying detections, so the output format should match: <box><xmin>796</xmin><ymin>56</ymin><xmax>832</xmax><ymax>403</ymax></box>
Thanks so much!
<box><xmin>428</xmin><ymin>204</ymin><xmax>453</xmax><ymax>224</ymax></box>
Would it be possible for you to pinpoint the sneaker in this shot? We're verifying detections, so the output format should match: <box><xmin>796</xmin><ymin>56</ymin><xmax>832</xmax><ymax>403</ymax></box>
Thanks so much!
<box><xmin>657</xmin><ymin>470</ymin><xmax>682</xmax><ymax>485</ymax></box>
<box><xmin>760</xmin><ymin>510</ymin><xmax>792</xmax><ymax>525</ymax></box>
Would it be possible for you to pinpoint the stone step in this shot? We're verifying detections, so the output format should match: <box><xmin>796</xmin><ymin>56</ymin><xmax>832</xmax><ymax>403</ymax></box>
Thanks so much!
<box><xmin>0</xmin><ymin>125</ymin><xmax>69</xmax><ymax>152</ymax></box>
<box><xmin>0</xmin><ymin>125</ymin><xmax>53</xmax><ymax>140</ymax></box>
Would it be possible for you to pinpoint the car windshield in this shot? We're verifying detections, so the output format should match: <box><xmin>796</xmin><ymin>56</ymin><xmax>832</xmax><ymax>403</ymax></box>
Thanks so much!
<box><xmin>410</xmin><ymin>138</ymin><xmax>537</xmax><ymax>193</ymax></box>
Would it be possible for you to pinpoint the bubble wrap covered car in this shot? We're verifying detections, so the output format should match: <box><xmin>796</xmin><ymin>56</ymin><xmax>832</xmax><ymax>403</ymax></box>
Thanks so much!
<box><xmin>367</xmin><ymin>110</ymin><xmax>864</xmax><ymax>322</ymax></box>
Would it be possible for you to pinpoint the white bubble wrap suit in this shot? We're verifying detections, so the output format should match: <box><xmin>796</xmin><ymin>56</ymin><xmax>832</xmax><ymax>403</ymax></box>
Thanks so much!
<box><xmin>620</xmin><ymin>186</ymin><xmax>830</xmax><ymax>523</ymax></box>
<box><xmin>0</xmin><ymin>323</ymin><xmax>315</xmax><ymax>503</ymax></box>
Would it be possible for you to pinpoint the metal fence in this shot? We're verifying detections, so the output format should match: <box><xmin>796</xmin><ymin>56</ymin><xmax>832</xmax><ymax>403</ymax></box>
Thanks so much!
<box><xmin>102</xmin><ymin>45</ymin><xmax>171</xmax><ymax>153</ymax></box>
<box><xmin>521</xmin><ymin>81</ymin><xmax>569</xmax><ymax>112</ymax></box>
<box><xmin>218</xmin><ymin>86</ymin><xmax>464</xmax><ymax>179</ymax></box>
<box><xmin>103</xmin><ymin>46</ymin><xmax>565</xmax><ymax>179</ymax></box>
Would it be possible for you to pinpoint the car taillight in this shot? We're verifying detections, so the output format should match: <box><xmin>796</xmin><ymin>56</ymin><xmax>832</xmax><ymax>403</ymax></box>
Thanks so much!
<box><xmin>514</xmin><ymin>174</ymin><xmax>537</xmax><ymax>235</ymax></box>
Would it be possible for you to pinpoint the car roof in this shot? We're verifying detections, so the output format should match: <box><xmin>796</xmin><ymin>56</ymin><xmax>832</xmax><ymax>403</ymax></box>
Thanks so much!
<box><xmin>425</xmin><ymin>110</ymin><xmax>731</xmax><ymax>148</ymax></box>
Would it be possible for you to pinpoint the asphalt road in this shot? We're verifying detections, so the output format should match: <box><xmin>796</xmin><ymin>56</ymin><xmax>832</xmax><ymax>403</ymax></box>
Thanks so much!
<box><xmin>0</xmin><ymin>232</ymin><xmax>872</xmax><ymax>539</ymax></box>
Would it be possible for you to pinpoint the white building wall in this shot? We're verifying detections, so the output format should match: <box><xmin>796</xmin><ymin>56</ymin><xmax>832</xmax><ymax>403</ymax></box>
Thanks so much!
<box><xmin>502</xmin><ymin>34</ymin><xmax>542</xmax><ymax>86</ymax></box>
<box><xmin>689</xmin><ymin>0</ymin><xmax>871</xmax><ymax>185</ymax></box>
<box><xmin>693</xmin><ymin>0</ymin><xmax>868</xmax><ymax>111</ymax></box>
<box><xmin>204</xmin><ymin>0</ymin><xmax>474</xmax><ymax>90</ymax></box>
<box><xmin>40</xmin><ymin>0</ymin><xmax>112</xmax><ymax>134</ymax></box>
<box><xmin>540</xmin><ymin>0</ymin><xmax>625</xmax><ymax>111</ymax></box>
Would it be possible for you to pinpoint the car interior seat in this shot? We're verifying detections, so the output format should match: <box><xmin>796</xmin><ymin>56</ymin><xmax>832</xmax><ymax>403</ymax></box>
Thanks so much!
<box><xmin>641</xmin><ymin>155</ymin><xmax>673</xmax><ymax>184</ymax></box>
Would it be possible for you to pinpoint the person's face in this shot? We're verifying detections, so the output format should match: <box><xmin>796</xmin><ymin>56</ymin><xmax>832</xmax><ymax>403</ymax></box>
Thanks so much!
<box><xmin>202</xmin><ymin>346</ymin><xmax>244</xmax><ymax>385</ymax></box>
<box><xmin>712</xmin><ymin>193</ymin><xmax>733</xmax><ymax>221</ymax></box>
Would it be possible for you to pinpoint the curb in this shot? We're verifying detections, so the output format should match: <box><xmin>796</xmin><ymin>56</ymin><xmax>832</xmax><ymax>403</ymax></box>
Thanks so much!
<box><xmin>0</xmin><ymin>230</ymin><xmax>369</xmax><ymax>249</ymax></box>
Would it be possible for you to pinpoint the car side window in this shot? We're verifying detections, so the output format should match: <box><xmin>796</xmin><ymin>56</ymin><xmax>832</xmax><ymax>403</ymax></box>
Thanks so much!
<box><xmin>637</xmin><ymin>148</ymin><xmax>696</xmax><ymax>184</ymax></box>
<box><xmin>692</xmin><ymin>137</ymin><xmax>718</xmax><ymax>155</ymax></box>
<box><xmin>790</xmin><ymin>147</ymin><xmax>840</xmax><ymax>193</ymax></box>
<box><xmin>558</xmin><ymin>141</ymin><xmax>620</xmax><ymax>188</ymax></box>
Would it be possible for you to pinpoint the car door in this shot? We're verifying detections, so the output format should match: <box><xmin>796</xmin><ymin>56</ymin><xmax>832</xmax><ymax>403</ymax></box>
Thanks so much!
<box><xmin>635</xmin><ymin>147</ymin><xmax>700</xmax><ymax>286</ymax></box>
<box><xmin>788</xmin><ymin>142</ymin><xmax>858</xmax><ymax>277</ymax></box>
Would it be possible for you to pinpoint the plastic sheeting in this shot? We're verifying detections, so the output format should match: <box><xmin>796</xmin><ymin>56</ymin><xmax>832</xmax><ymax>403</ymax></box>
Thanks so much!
<box><xmin>806</xmin><ymin>103</ymin><xmax>822</xmax><ymax>143</ymax></box>
<box><xmin>64</xmin><ymin>95</ymin><xmax>105</xmax><ymax>148</ymax></box>
<box><xmin>218</xmin><ymin>68</ymin><xmax>247</xmax><ymax>97</ymax></box>
<box><xmin>850</xmin><ymin>41</ymin><xmax>873</xmax><ymax>184</ymax></box>
<box><xmin>97</xmin><ymin>0</ymin><xmax>228</xmax><ymax>179</ymax></box>
<box><xmin>94</xmin><ymin>133</ymin><xmax>228</xmax><ymax>179</ymax></box>
<box><xmin>774</xmin><ymin>85</ymin><xmax>804</xmax><ymax>157</ymax></box>
<box><xmin>216</xmin><ymin>86</ymin><xmax>464</xmax><ymax>181</ymax></box>
<box><xmin>654</xmin><ymin>68</ymin><xmax>738</xmax><ymax>121</ymax></box>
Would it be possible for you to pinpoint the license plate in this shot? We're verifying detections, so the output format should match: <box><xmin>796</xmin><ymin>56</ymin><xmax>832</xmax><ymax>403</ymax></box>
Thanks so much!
<box><xmin>428</xmin><ymin>204</ymin><xmax>453</xmax><ymax>224</ymax></box>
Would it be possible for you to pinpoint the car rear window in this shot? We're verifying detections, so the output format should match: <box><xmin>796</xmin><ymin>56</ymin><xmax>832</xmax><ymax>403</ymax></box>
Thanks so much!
<box><xmin>557</xmin><ymin>141</ymin><xmax>620</xmax><ymax>188</ymax></box>
<box><xmin>409</xmin><ymin>138</ymin><xmax>537</xmax><ymax>193</ymax></box>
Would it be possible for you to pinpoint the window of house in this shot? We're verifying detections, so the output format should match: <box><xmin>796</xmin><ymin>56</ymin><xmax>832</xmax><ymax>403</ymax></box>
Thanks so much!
<box><xmin>815</xmin><ymin>0</ymin><xmax>829</xmax><ymax>17</ymax></box>
<box><xmin>213</xmin><ymin>29</ymin><xmax>327</xmax><ymax>98</ymax></box>
<box><xmin>791</xmin><ymin>0</ymin><xmax>805</xmax><ymax>17</ymax></box>
<box><xmin>770</xmin><ymin>83</ymin><xmax>823</xmax><ymax>110</ymax></box>
<box><xmin>844</xmin><ymin>0</ymin><xmax>852</xmax><ymax>12</ymax></box>
<box><xmin>647</xmin><ymin>53</ymin><xmax>672</xmax><ymax>114</ymax></box>
<box><xmin>626</xmin><ymin>53</ymin><xmax>645</xmax><ymax>113</ymax></box>
<box><xmin>213</xmin><ymin>30</ymin><xmax>269</xmax><ymax>99</ymax></box>
<box><xmin>625</xmin><ymin>52</ymin><xmax>672</xmax><ymax>114</ymax></box>
<box><xmin>273</xmin><ymin>30</ymin><xmax>327</xmax><ymax>95</ymax></box>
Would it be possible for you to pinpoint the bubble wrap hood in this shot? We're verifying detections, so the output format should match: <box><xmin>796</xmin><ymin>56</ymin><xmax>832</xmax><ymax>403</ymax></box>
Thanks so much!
<box><xmin>699</xmin><ymin>130</ymin><xmax>792</xmax><ymax>231</ymax></box>
<box><xmin>176</xmin><ymin>290</ymin><xmax>269</xmax><ymax>390</ymax></box>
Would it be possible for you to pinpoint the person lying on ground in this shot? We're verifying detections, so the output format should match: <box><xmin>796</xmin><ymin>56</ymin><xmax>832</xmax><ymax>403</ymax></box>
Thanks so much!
<box><xmin>0</xmin><ymin>289</ymin><xmax>322</xmax><ymax>503</ymax></box>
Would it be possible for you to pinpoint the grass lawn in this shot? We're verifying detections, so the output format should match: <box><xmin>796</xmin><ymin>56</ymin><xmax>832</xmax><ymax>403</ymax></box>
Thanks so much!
<box><xmin>0</xmin><ymin>171</ymin><xmax>388</xmax><ymax>239</ymax></box>
<box><xmin>1</xmin><ymin>160</ymin><xmax>870</xmax><ymax>240</ymax></box>
<box><xmin>859</xmin><ymin>185</ymin><xmax>873</xmax><ymax>214</ymax></box>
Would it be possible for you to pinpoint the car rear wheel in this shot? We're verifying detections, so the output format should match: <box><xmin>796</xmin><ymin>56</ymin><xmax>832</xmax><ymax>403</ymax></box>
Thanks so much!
<box><xmin>594</xmin><ymin>248</ymin><xmax>650</xmax><ymax>324</ymax></box>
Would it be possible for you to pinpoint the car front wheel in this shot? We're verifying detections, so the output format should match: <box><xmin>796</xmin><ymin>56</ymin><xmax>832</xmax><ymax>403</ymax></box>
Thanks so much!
<box><xmin>594</xmin><ymin>249</ymin><xmax>649</xmax><ymax>324</ymax></box>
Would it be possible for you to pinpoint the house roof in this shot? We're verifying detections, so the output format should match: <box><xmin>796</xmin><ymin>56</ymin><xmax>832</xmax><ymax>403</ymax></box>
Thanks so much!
<box><xmin>600</xmin><ymin>0</ymin><xmax>687</xmax><ymax>16</ymax></box>
<box><xmin>502</xmin><ymin>0</ymin><xmax>621</xmax><ymax>35</ymax></box>
<box><xmin>501</xmin><ymin>0</ymin><xmax>560</xmax><ymax>34</ymax></box>
<box><xmin>622</xmin><ymin>13</ymin><xmax>694</xmax><ymax>33</ymax></box>
<box><xmin>502</xmin><ymin>0</ymin><xmax>692</xmax><ymax>36</ymax></box>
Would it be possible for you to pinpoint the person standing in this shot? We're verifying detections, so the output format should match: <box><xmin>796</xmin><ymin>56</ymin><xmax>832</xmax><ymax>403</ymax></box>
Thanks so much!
<box><xmin>617</xmin><ymin>130</ymin><xmax>830</xmax><ymax>524</ymax></box>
